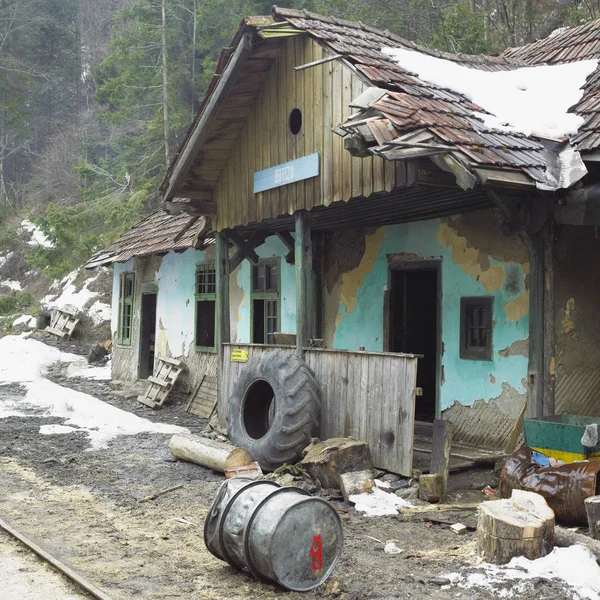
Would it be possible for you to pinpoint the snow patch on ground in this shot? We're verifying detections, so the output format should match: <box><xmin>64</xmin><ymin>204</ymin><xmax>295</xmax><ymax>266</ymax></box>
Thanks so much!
<box><xmin>382</xmin><ymin>47</ymin><xmax>597</xmax><ymax>139</ymax></box>
<box><xmin>20</xmin><ymin>219</ymin><xmax>54</xmax><ymax>248</ymax></box>
<box><xmin>445</xmin><ymin>545</ymin><xmax>600</xmax><ymax>599</ymax></box>
<box><xmin>66</xmin><ymin>359</ymin><xmax>112</xmax><ymax>381</ymax></box>
<box><xmin>1</xmin><ymin>280</ymin><xmax>22</xmax><ymax>291</ymax></box>
<box><xmin>12</xmin><ymin>314</ymin><xmax>37</xmax><ymax>328</ymax></box>
<box><xmin>0</xmin><ymin>335</ymin><xmax>187</xmax><ymax>449</ymax></box>
<box><xmin>350</xmin><ymin>481</ymin><xmax>413</xmax><ymax>516</ymax></box>
<box><xmin>42</xmin><ymin>266</ymin><xmax>111</xmax><ymax>324</ymax></box>
<box><xmin>87</xmin><ymin>300</ymin><xmax>112</xmax><ymax>325</ymax></box>
<box><xmin>0</xmin><ymin>251</ymin><xmax>12</xmax><ymax>268</ymax></box>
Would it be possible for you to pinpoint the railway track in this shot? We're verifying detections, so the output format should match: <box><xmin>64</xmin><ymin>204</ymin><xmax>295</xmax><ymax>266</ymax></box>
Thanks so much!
<box><xmin>0</xmin><ymin>516</ymin><xmax>114</xmax><ymax>600</ymax></box>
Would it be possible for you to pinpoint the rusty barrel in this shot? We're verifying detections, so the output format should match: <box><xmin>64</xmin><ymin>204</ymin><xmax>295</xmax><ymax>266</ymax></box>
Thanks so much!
<box><xmin>204</xmin><ymin>478</ymin><xmax>344</xmax><ymax>591</ymax></box>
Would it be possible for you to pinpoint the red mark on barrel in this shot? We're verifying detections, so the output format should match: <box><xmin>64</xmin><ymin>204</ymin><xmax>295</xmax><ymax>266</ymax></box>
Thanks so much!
<box><xmin>310</xmin><ymin>534</ymin><xmax>322</xmax><ymax>571</ymax></box>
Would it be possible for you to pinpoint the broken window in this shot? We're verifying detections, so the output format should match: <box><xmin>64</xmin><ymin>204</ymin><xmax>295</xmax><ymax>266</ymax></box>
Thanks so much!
<box><xmin>460</xmin><ymin>296</ymin><xmax>493</xmax><ymax>360</ymax></box>
<box><xmin>195</xmin><ymin>263</ymin><xmax>216</xmax><ymax>351</ymax></box>
<box><xmin>251</xmin><ymin>260</ymin><xmax>280</xmax><ymax>344</ymax></box>
<box><xmin>118</xmin><ymin>272</ymin><xmax>135</xmax><ymax>345</ymax></box>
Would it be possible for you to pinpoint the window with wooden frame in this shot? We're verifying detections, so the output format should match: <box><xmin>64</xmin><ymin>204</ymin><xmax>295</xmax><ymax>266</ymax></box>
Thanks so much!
<box><xmin>251</xmin><ymin>260</ymin><xmax>280</xmax><ymax>344</ymax></box>
<box><xmin>118</xmin><ymin>272</ymin><xmax>135</xmax><ymax>345</ymax></box>
<box><xmin>195</xmin><ymin>263</ymin><xmax>216</xmax><ymax>351</ymax></box>
<box><xmin>460</xmin><ymin>296</ymin><xmax>493</xmax><ymax>360</ymax></box>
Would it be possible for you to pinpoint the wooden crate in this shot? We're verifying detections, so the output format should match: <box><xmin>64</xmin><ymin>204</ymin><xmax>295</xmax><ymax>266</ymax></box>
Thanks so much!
<box><xmin>138</xmin><ymin>356</ymin><xmax>184</xmax><ymax>409</ymax></box>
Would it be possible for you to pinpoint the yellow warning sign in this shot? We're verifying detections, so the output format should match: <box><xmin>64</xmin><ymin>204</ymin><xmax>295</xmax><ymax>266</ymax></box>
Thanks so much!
<box><xmin>231</xmin><ymin>349</ymin><xmax>249</xmax><ymax>362</ymax></box>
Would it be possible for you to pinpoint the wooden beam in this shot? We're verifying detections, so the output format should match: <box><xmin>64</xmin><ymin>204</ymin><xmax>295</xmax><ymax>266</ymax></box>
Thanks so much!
<box><xmin>295</xmin><ymin>211</ymin><xmax>314</xmax><ymax>357</ymax></box>
<box><xmin>276</xmin><ymin>231</ymin><xmax>295</xmax><ymax>264</ymax></box>
<box><xmin>173</xmin><ymin>216</ymin><xmax>200</xmax><ymax>243</ymax></box>
<box><xmin>164</xmin><ymin>199</ymin><xmax>216</xmax><ymax>215</ymax></box>
<box><xmin>216</xmin><ymin>231</ymin><xmax>230</xmax><ymax>428</ymax></box>
<box><xmin>229</xmin><ymin>230</ymin><xmax>267</xmax><ymax>272</ymax></box>
<box><xmin>163</xmin><ymin>33</ymin><xmax>253</xmax><ymax>201</ymax></box>
<box><xmin>176</xmin><ymin>189</ymin><xmax>213</xmax><ymax>202</ymax></box>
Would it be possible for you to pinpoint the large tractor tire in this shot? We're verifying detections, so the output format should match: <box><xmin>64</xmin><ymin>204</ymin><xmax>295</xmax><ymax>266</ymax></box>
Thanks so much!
<box><xmin>228</xmin><ymin>351</ymin><xmax>320</xmax><ymax>471</ymax></box>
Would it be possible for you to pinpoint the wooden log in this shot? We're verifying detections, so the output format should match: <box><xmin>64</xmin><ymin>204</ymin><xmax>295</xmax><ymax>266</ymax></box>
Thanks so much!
<box><xmin>169</xmin><ymin>434</ymin><xmax>250</xmax><ymax>473</ymax></box>
<box><xmin>477</xmin><ymin>490</ymin><xmax>555</xmax><ymax>564</ymax></box>
<box><xmin>419</xmin><ymin>473</ymin><xmax>444</xmax><ymax>503</ymax></box>
<box><xmin>555</xmin><ymin>525</ymin><xmax>600</xmax><ymax>561</ymax></box>
<box><xmin>586</xmin><ymin>496</ymin><xmax>600</xmax><ymax>540</ymax></box>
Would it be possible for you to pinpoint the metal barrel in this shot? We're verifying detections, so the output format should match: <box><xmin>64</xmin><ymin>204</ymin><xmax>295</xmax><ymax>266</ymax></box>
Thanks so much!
<box><xmin>245</xmin><ymin>487</ymin><xmax>344</xmax><ymax>591</ymax></box>
<box><xmin>204</xmin><ymin>479</ymin><xmax>343</xmax><ymax>591</ymax></box>
<box><xmin>219</xmin><ymin>480</ymin><xmax>281</xmax><ymax>569</ymax></box>
<box><xmin>204</xmin><ymin>477</ymin><xmax>259</xmax><ymax>561</ymax></box>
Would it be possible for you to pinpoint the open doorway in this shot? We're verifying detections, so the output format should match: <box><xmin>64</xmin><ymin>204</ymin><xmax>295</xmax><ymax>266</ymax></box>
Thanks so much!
<box><xmin>139</xmin><ymin>292</ymin><xmax>157</xmax><ymax>380</ymax></box>
<box><xmin>389</xmin><ymin>261</ymin><xmax>440</xmax><ymax>422</ymax></box>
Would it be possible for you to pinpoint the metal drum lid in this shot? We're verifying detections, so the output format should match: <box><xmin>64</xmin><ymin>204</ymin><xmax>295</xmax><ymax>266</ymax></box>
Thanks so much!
<box><xmin>245</xmin><ymin>488</ymin><xmax>343</xmax><ymax>591</ymax></box>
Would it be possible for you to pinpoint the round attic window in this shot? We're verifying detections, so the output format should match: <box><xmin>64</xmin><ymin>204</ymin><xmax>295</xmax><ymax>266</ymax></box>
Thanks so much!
<box><xmin>289</xmin><ymin>108</ymin><xmax>302</xmax><ymax>135</ymax></box>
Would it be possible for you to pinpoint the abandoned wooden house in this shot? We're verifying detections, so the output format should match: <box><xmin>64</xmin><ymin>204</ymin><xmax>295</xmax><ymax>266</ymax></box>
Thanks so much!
<box><xmin>86</xmin><ymin>9</ymin><xmax>600</xmax><ymax>476</ymax></box>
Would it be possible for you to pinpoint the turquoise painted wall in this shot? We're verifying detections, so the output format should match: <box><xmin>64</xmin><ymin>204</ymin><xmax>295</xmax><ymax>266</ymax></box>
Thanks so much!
<box><xmin>154</xmin><ymin>247</ymin><xmax>207</xmax><ymax>357</ymax></box>
<box><xmin>232</xmin><ymin>235</ymin><xmax>297</xmax><ymax>343</ymax></box>
<box><xmin>332</xmin><ymin>218</ymin><xmax>529</xmax><ymax>411</ymax></box>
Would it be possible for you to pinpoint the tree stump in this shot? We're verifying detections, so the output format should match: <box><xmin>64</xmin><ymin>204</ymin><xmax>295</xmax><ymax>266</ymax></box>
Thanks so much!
<box><xmin>477</xmin><ymin>490</ymin><xmax>555</xmax><ymax>564</ymax></box>
<box><xmin>585</xmin><ymin>496</ymin><xmax>600</xmax><ymax>540</ymax></box>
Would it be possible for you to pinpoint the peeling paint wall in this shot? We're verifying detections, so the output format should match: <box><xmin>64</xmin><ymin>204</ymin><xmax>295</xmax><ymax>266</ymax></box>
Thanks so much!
<box><xmin>555</xmin><ymin>225</ymin><xmax>600</xmax><ymax>417</ymax></box>
<box><xmin>110</xmin><ymin>248</ymin><xmax>218</xmax><ymax>392</ymax></box>
<box><xmin>325</xmin><ymin>209</ymin><xmax>529</xmax><ymax>447</ymax></box>
<box><xmin>231</xmin><ymin>236</ymin><xmax>297</xmax><ymax>343</ymax></box>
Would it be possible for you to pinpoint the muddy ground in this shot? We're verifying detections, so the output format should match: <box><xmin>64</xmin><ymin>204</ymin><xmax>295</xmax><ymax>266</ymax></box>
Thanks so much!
<box><xmin>0</xmin><ymin>340</ymin><xmax>574</xmax><ymax>600</ymax></box>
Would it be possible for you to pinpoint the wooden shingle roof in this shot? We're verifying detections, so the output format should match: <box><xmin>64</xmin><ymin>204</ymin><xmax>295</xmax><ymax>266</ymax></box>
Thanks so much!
<box><xmin>84</xmin><ymin>210</ymin><xmax>212</xmax><ymax>268</ymax></box>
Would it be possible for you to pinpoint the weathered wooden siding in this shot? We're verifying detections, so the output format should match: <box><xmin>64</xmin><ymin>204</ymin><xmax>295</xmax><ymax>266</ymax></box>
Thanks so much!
<box><xmin>221</xmin><ymin>343</ymin><xmax>418</xmax><ymax>475</ymax></box>
<box><xmin>214</xmin><ymin>37</ymin><xmax>396</xmax><ymax>230</ymax></box>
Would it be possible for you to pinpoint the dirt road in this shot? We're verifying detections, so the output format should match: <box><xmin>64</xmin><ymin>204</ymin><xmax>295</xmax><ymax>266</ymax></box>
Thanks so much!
<box><xmin>0</xmin><ymin>345</ymin><xmax>581</xmax><ymax>600</ymax></box>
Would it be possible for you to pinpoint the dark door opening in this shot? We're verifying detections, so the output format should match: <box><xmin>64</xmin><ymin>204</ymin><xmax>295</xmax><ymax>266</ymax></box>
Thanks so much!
<box><xmin>390</xmin><ymin>265</ymin><xmax>439</xmax><ymax>422</ymax></box>
<box><xmin>139</xmin><ymin>293</ymin><xmax>157</xmax><ymax>380</ymax></box>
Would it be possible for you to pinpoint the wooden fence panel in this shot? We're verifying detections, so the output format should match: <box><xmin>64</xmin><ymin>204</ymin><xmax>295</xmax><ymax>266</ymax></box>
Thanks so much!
<box><xmin>221</xmin><ymin>344</ymin><xmax>418</xmax><ymax>476</ymax></box>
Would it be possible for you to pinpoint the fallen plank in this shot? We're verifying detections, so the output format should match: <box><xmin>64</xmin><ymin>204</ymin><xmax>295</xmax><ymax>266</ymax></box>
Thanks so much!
<box><xmin>139</xmin><ymin>484</ymin><xmax>184</xmax><ymax>503</ymax></box>
<box><xmin>555</xmin><ymin>525</ymin><xmax>600</xmax><ymax>562</ymax></box>
<box><xmin>400</xmin><ymin>502</ymin><xmax>480</xmax><ymax>514</ymax></box>
<box><xmin>0</xmin><ymin>515</ymin><xmax>115</xmax><ymax>600</ymax></box>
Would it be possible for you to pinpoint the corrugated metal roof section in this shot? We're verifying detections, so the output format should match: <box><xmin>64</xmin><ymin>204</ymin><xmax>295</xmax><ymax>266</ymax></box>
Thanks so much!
<box><xmin>84</xmin><ymin>210</ymin><xmax>213</xmax><ymax>269</ymax></box>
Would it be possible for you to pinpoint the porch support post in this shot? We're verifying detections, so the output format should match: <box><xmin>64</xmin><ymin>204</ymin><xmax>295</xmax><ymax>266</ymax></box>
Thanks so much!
<box><xmin>216</xmin><ymin>230</ymin><xmax>230</xmax><ymax>427</ymax></box>
<box><xmin>543</xmin><ymin>216</ymin><xmax>556</xmax><ymax>416</ymax></box>
<box><xmin>527</xmin><ymin>230</ymin><xmax>545</xmax><ymax>418</ymax></box>
<box><xmin>295</xmin><ymin>211</ymin><xmax>314</xmax><ymax>357</ymax></box>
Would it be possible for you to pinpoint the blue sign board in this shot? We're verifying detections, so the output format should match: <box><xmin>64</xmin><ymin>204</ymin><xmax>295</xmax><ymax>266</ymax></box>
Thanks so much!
<box><xmin>253</xmin><ymin>153</ymin><xmax>320</xmax><ymax>194</ymax></box>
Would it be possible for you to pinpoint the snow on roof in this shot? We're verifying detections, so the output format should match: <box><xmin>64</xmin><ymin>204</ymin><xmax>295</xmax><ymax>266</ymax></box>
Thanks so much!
<box><xmin>382</xmin><ymin>47</ymin><xmax>597</xmax><ymax>139</ymax></box>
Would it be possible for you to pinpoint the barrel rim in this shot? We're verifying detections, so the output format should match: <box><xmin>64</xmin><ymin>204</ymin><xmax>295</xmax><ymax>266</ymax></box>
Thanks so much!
<box><xmin>203</xmin><ymin>477</ymin><xmax>255</xmax><ymax>561</ymax></box>
<box><xmin>218</xmin><ymin>479</ymin><xmax>280</xmax><ymax>569</ymax></box>
<box><xmin>243</xmin><ymin>486</ymin><xmax>311</xmax><ymax>582</ymax></box>
<box><xmin>244</xmin><ymin>488</ymin><xmax>344</xmax><ymax>591</ymax></box>
<box><xmin>272</xmin><ymin>496</ymin><xmax>344</xmax><ymax>591</ymax></box>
